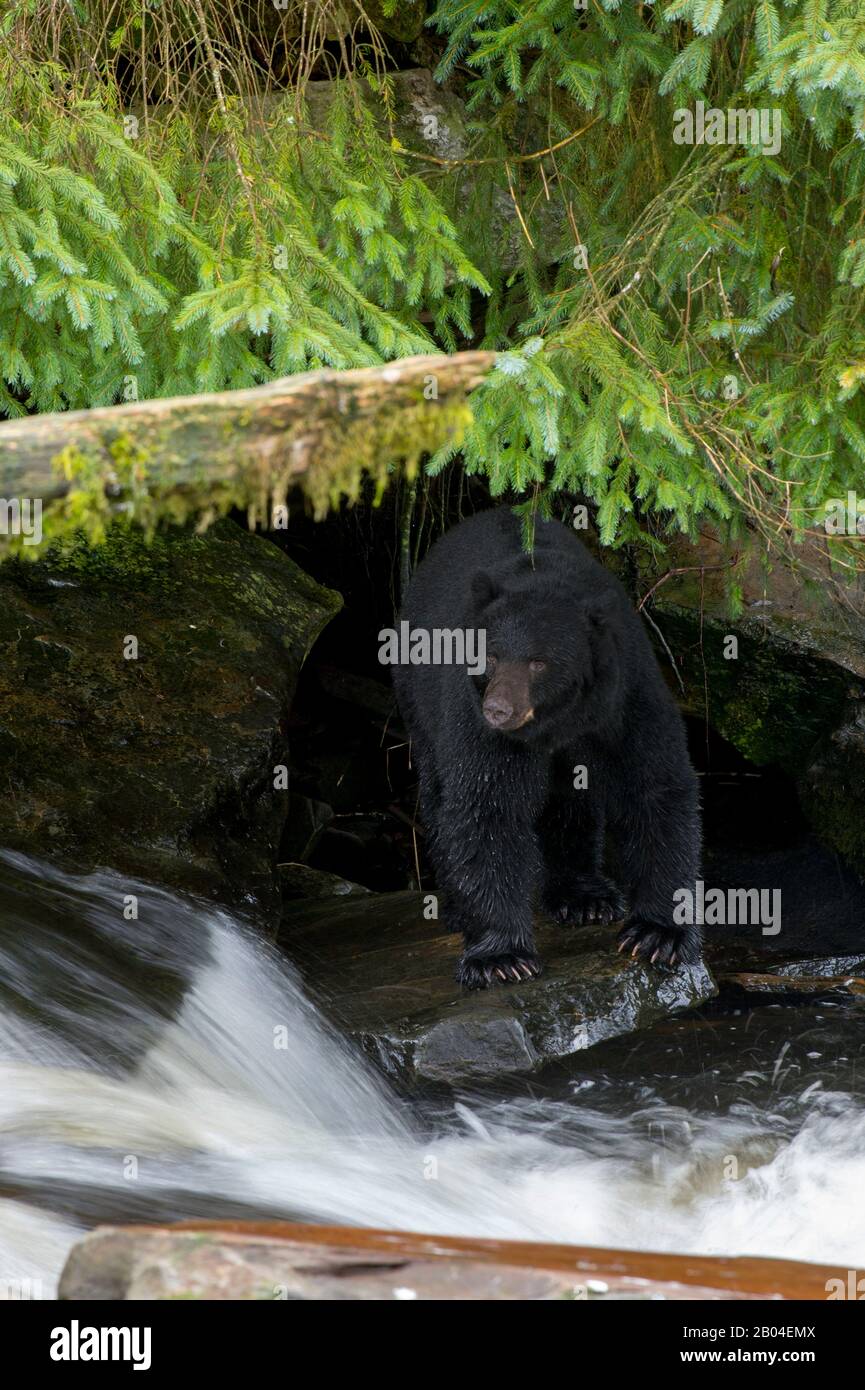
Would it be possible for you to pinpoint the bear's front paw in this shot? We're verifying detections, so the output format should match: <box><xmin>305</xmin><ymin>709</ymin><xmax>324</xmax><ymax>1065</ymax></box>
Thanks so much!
<box><xmin>616</xmin><ymin>918</ymin><xmax>700</xmax><ymax>968</ymax></box>
<box><xmin>545</xmin><ymin>874</ymin><xmax>626</xmax><ymax>927</ymax></box>
<box><xmin>456</xmin><ymin>951</ymin><xmax>542</xmax><ymax>990</ymax></box>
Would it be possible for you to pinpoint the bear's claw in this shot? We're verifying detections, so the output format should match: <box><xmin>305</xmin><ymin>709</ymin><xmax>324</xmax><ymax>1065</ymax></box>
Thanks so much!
<box><xmin>545</xmin><ymin>876</ymin><xmax>626</xmax><ymax>928</ymax></box>
<box><xmin>457</xmin><ymin>952</ymin><xmax>542</xmax><ymax>990</ymax></box>
<box><xmin>616</xmin><ymin>919</ymin><xmax>700</xmax><ymax>968</ymax></box>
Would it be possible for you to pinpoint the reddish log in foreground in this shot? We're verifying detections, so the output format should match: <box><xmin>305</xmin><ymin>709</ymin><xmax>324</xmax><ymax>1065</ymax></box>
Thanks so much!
<box><xmin>58</xmin><ymin>1220</ymin><xmax>842</xmax><ymax>1300</ymax></box>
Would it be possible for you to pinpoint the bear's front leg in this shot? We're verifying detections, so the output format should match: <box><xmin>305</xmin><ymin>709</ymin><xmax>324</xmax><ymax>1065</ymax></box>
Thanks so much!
<box><xmin>431</xmin><ymin>744</ymin><xmax>547</xmax><ymax>990</ymax></box>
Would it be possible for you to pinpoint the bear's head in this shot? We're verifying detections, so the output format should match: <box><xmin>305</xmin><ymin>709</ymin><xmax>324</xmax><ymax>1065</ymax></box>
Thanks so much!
<box><xmin>469</xmin><ymin>570</ymin><xmax>623</xmax><ymax>742</ymax></box>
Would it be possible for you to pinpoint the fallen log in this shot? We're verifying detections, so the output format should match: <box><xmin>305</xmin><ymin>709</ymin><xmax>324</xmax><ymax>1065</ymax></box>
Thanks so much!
<box><xmin>58</xmin><ymin>1220</ymin><xmax>847</xmax><ymax>1300</ymax></box>
<box><xmin>0</xmin><ymin>350</ymin><xmax>495</xmax><ymax>518</ymax></box>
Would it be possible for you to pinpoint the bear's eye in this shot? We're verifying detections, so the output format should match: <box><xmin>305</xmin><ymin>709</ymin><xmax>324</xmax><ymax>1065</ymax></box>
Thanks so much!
<box><xmin>529</xmin><ymin>659</ymin><xmax>547</xmax><ymax>674</ymax></box>
<box><xmin>486</xmin><ymin>655</ymin><xmax>498</xmax><ymax>669</ymax></box>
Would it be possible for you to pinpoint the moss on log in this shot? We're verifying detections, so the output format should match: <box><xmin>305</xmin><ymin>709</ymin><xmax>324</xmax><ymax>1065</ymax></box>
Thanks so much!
<box><xmin>0</xmin><ymin>351</ymin><xmax>495</xmax><ymax>528</ymax></box>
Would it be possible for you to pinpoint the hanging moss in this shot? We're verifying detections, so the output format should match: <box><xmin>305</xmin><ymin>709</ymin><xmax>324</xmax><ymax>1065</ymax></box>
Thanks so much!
<box><xmin>300</xmin><ymin>393</ymin><xmax>473</xmax><ymax>521</ymax></box>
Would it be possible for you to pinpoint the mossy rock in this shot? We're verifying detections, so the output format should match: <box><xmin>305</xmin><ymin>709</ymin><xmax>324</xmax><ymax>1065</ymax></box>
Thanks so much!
<box><xmin>0</xmin><ymin>519</ymin><xmax>341</xmax><ymax>916</ymax></box>
<box><xmin>633</xmin><ymin>528</ymin><xmax>865</xmax><ymax>871</ymax></box>
<box><xmin>257</xmin><ymin>2</ymin><xmax>427</xmax><ymax>43</ymax></box>
<box><xmin>656</xmin><ymin>610</ymin><xmax>852</xmax><ymax>771</ymax></box>
<box><xmin>365</xmin><ymin>0</ymin><xmax>427</xmax><ymax>42</ymax></box>
<box><xmin>798</xmin><ymin>710</ymin><xmax>865</xmax><ymax>876</ymax></box>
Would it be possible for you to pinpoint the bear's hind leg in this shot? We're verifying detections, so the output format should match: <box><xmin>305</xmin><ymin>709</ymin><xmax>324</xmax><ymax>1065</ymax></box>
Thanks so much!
<box><xmin>539</xmin><ymin>787</ymin><xmax>626</xmax><ymax>928</ymax></box>
<box><xmin>609</xmin><ymin>751</ymin><xmax>702</xmax><ymax>967</ymax></box>
<box><xmin>407</xmin><ymin>726</ymin><xmax>442</xmax><ymax>831</ymax></box>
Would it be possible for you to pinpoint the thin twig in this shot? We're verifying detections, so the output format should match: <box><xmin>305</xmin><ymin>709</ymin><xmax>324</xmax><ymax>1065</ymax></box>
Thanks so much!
<box><xmin>637</xmin><ymin>558</ymin><xmax>740</xmax><ymax>611</ymax></box>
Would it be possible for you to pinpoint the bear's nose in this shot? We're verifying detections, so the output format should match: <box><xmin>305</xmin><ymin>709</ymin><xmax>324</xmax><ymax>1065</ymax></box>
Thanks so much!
<box><xmin>483</xmin><ymin>695</ymin><xmax>513</xmax><ymax>728</ymax></box>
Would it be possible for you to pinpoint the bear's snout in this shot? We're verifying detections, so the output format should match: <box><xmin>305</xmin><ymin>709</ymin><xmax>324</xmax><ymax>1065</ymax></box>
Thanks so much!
<box><xmin>482</xmin><ymin>692</ymin><xmax>514</xmax><ymax>727</ymax></box>
<box><xmin>482</xmin><ymin>664</ymin><xmax>534</xmax><ymax>732</ymax></box>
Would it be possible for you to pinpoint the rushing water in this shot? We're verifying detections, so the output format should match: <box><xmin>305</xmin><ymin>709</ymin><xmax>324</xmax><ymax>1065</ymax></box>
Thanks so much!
<box><xmin>1</xmin><ymin>850</ymin><xmax>864</xmax><ymax>1297</ymax></box>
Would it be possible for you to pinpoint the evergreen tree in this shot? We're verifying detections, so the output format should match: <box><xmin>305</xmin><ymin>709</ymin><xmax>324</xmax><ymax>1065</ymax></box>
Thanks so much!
<box><xmin>1</xmin><ymin>1</ymin><xmax>864</xmax><ymax>561</ymax></box>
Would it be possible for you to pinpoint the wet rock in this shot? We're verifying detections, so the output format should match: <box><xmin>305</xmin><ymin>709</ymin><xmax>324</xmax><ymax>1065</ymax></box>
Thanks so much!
<box><xmin>710</xmin><ymin>943</ymin><xmax>865</xmax><ymax>999</ymax></box>
<box><xmin>719</xmin><ymin>969</ymin><xmax>865</xmax><ymax>998</ymax></box>
<box><xmin>279</xmin><ymin>892</ymin><xmax>716</xmax><ymax>1083</ymax></box>
<box><xmin>744</xmin><ymin>951</ymin><xmax>865</xmax><ymax>977</ymax></box>
<box><xmin>59</xmin><ymin>1220</ymin><xmax>841</xmax><ymax>1301</ymax></box>
<box><xmin>279</xmin><ymin>862</ymin><xmax>370</xmax><ymax>901</ymax></box>
<box><xmin>0</xmin><ymin>520</ymin><xmax>341</xmax><ymax>917</ymax></box>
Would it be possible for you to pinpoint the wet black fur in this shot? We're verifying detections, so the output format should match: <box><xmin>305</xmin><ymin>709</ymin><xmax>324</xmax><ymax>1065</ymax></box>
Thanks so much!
<box><xmin>392</xmin><ymin>508</ymin><xmax>702</xmax><ymax>988</ymax></box>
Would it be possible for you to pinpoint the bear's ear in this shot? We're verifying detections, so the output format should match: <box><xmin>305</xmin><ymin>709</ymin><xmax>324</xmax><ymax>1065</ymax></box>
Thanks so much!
<box><xmin>470</xmin><ymin>571</ymin><xmax>500</xmax><ymax>609</ymax></box>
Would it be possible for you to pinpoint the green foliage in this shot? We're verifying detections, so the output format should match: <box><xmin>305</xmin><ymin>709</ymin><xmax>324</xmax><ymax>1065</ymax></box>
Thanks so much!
<box><xmin>0</xmin><ymin>47</ymin><xmax>488</xmax><ymax>414</ymax></box>
<box><xmin>3</xmin><ymin>0</ymin><xmax>865</xmax><ymax>558</ymax></box>
<box><xmin>427</xmin><ymin>0</ymin><xmax>865</xmax><ymax>552</ymax></box>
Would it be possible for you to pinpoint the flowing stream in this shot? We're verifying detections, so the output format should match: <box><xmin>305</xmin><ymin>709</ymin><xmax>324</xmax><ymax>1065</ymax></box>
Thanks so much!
<box><xmin>1</xmin><ymin>850</ymin><xmax>864</xmax><ymax>1298</ymax></box>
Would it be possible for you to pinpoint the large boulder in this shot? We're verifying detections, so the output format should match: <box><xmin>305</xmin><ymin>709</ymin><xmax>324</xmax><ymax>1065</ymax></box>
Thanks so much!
<box><xmin>0</xmin><ymin>519</ymin><xmax>341</xmax><ymax>916</ymax></box>
<box><xmin>279</xmin><ymin>891</ymin><xmax>716</xmax><ymax>1084</ymax></box>
<box><xmin>635</xmin><ymin>528</ymin><xmax>865</xmax><ymax>874</ymax></box>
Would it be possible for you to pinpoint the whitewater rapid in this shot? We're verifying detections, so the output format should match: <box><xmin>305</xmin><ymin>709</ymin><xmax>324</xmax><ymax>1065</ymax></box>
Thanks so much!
<box><xmin>1</xmin><ymin>852</ymin><xmax>863</xmax><ymax>1297</ymax></box>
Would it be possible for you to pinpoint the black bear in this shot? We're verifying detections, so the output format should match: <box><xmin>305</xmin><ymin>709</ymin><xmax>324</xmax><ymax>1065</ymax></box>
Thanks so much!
<box><xmin>391</xmin><ymin>507</ymin><xmax>701</xmax><ymax>989</ymax></box>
